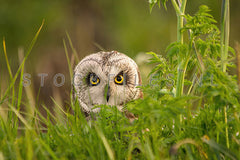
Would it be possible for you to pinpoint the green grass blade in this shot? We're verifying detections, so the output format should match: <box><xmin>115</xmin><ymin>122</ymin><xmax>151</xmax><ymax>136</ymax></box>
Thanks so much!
<box><xmin>3</xmin><ymin>38</ymin><xmax>16</xmax><ymax>121</ymax></box>
<box><xmin>17</xmin><ymin>48</ymin><xmax>25</xmax><ymax>110</ymax></box>
<box><xmin>42</xmin><ymin>105</ymin><xmax>57</xmax><ymax>122</ymax></box>
<box><xmin>25</xmin><ymin>130</ymin><xmax>33</xmax><ymax>160</ymax></box>
<box><xmin>66</xmin><ymin>31</ymin><xmax>79</xmax><ymax>62</ymax></box>
<box><xmin>93</xmin><ymin>42</ymin><xmax>106</xmax><ymax>51</ymax></box>
<box><xmin>51</xmin><ymin>97</ymin><xmax>67</xmax><ymax>124</ymax></box>
<box><xmin>25</xmin><ymin>20</ymin><xmax>44</xmax><ymax>60</ymax></box>
<box><xmin>95</xmin><ymin>125</ymin><xmax>115</xmax><ymax>160</ymax></box>
<box><xmin>202</xmin><ymin>136</ymin><xmax>237</xmax><ymax>160</ymax></box>
<box><xmin>51</xmin><ymin>97</ymin><xmax>68</xmax><ymax>116</ymax></box>
<box><xmin>13</xmin><ymin>50</ymin><xmax>25</xmax><ymax>130</ymax></box>
<box><xmin>8</xmin><ymin>103</ymin><xmax>32</xmax><ymax>130</ymax></box>
<box><xmin>38</xmin><ymin>139</ymin><xmax>59</xmax><ymax>160</ymax></box>
<box><xmin>2</xmin><ymin>38</ymin><xmax>13</xmax><ymax>79</ymax></box>
<box><xmin>0</xmin><ymin>20</ymin><xmax>44</xmax><ymax>105</ymax></box>
<box><xmin>63</xmin><ymin>39</ymin><xmax>73</xmax><ymax>78</ymax></box>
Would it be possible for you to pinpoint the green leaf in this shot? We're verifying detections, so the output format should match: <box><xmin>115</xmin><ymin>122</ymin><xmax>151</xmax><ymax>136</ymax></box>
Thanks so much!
<box><xmin>148</xmin><ymin>0</ymin><xmax>168</xmax><ymax>12</ymax></box>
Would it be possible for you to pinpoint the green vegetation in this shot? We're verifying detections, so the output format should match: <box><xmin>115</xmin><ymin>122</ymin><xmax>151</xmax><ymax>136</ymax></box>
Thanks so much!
<box><xmin>0</xmin><ymin>0</ymin><xmax>240</xmax><ymax>159</ymax></box>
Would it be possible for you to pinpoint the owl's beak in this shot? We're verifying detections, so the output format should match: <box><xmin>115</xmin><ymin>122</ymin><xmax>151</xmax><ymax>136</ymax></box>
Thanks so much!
<box><xmin>105</xmin><ymin>85</ymin><xmax>110</xmax><ymax>102</ymax></box>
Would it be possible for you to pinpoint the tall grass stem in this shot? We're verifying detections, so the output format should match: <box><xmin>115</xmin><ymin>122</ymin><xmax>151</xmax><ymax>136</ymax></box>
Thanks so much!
<box><xmin>171</xmin><ymin>0</ymin><xmax>187</xmax><ymax>97</ymax></box>
<box><xmin>220</xmin><ymin>0</ymin><xmax>230</xmax><ymax>72</ymax></box>
<box><xmin>220</xmin><ymin>0</ymin><xmax>230</xmax><ymax>149</ymax></box>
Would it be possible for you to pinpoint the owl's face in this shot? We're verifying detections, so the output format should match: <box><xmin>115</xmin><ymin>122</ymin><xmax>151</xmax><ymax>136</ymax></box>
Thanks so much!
<box><xmin>73</xmin><ymin>51</ymin><xmax>142</xmax><ymax>114</ymax></box>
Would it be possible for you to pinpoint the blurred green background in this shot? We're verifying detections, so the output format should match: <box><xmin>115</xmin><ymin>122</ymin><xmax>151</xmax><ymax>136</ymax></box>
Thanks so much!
<box><xmin>0</xmin><ymin>0</ymin><xmax>239</xmax><ymax>106</ymax></box>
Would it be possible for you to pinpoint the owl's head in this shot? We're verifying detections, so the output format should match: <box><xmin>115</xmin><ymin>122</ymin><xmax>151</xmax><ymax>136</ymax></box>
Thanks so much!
<box><xmin>73</xmin><ymin>51</ymin><xmax>142</xmax><ymax>114</ymax></box>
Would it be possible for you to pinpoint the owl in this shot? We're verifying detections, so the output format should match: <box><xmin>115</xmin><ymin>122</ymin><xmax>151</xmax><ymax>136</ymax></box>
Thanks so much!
<box><xmin>73</xmin><ymin>51</ymin><xmax>142</xmax><ymax>117</ymax></box>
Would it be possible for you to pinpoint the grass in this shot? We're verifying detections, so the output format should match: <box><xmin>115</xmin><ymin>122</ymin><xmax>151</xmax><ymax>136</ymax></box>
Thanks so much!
<box><xmin>0</xmin><ymin>1</ymin><xmax>240</xmax><ymax>160</ymax></box>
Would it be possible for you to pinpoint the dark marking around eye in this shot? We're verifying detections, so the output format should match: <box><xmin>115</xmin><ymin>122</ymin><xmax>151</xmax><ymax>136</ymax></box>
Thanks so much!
<box><xmin>86</xmin><ymin>73</ymin><xmax>100</xmax><ymax>86</ymax></box>
<box><xmin>114</xmin><ymin>71</ymin><xmax>128</xmax><ymax>85</ymax></box>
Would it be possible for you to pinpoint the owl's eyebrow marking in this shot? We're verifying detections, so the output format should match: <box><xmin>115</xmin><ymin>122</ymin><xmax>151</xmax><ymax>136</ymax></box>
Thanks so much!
<box><xmin>79</xmin><ymin>58</ymin><xmax>101</xmax><ymax>65</ymax></box>
<box><xmin>117</xmin><ymin>71</ymin><xmax>124</xmax><ymax>76</ymax></box>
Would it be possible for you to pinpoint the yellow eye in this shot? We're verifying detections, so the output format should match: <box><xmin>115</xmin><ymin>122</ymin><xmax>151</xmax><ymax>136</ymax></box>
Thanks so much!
<box><xmin>114</xmin><ymin>75</ymin><xmax>124</xmax><ymax>84</ymax></box>
<box><xmin>89</xmin><ymin>73</ymin><xmax>100</xmax><ymax>86</ymax></box>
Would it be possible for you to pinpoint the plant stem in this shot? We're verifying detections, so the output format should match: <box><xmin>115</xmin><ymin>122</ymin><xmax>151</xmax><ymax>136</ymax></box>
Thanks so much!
<box><xmin>220</xmin><ymin>0</ymin><xmax>230</xmax><ymax>149</ymax></box>
<box><xmin>220</xmin><ymin>0</ymin><xmax>229</xmax><ymax>72</ymax></box>
<box><xmin>171</xmin><ymin>0</ymin><xmax>187</xmax><ymax>97</ymax></box>
<box><xmin>224</xmin><ymin>106</ymin><xmax>229</xmax><ymax>148</ymax></box>
<box><xmin>176</xmin><ymin>57</ymin><xmax>189</xmax><ymax>97</ymax></box>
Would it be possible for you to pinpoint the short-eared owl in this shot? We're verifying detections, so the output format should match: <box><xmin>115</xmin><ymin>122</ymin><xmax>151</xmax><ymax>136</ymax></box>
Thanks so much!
<box><xmin>73</xmin><ymin>51</ymin><xmax>142</xmax><ymax>116</ymax></box>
